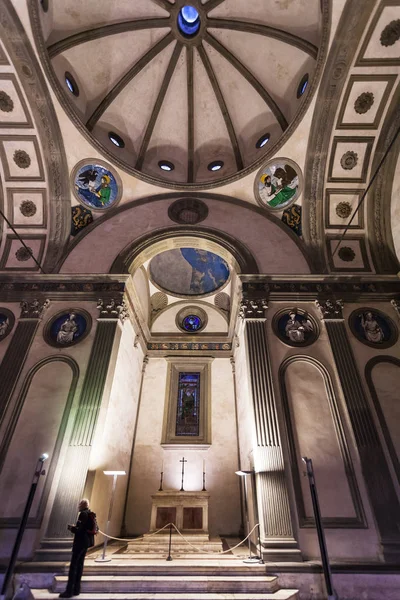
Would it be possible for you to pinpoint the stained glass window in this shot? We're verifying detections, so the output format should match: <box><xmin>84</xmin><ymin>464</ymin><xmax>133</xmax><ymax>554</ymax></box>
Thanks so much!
<box><xmin>182</xmin><ymin>314</ymin><xmax>202</xmax><ymax>332</ymax></box>
<box><xmin>176</xmin><ymin>372</ymin><xmax>200</xmax><ymax>437</ymax></box>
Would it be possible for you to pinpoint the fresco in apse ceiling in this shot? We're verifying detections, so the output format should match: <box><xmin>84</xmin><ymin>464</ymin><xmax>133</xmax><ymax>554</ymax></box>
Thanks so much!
<box><xmin>149</xmin><ymin>249</ymin><xmax>230</xmax><ymax>297</ymax></box>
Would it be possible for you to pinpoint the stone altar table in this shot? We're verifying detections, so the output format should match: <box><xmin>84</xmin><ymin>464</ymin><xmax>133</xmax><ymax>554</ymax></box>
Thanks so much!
<box><xmin>149</xmin><ymin>490</ymin><xmax>210</xmax><ymax>534</ymax></box>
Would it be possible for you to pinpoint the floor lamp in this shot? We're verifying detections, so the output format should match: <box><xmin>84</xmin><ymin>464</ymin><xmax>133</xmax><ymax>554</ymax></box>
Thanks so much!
<box><xmin>95</xmin><ymin>470</ymin><xmax>126</xmax><ymax>563</ymax></box>
<box><xmin>235</xmin><ymin>470</ymin><xmax>261</xmax><ymax>564</ymax></box>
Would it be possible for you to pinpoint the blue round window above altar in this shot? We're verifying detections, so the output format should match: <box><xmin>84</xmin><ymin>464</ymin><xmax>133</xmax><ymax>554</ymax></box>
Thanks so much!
<box><xmin>182</xmin><ymin>314</ymin><xmax>202</xmax><ymax>332</ymax></box>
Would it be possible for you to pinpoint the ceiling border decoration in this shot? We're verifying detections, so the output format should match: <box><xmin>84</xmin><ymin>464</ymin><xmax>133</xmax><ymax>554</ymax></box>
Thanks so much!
<box><xmin>28</xmin><ymin>0</ymin><xmax>331</xmax><ymax>191</ymax></box>
<box><xmin>0</xmin><ymin>0</ymin><xmax>71</xmax><ymax>273</ymax></box>
<box><xmin>302</xmin><ymin>0</ymin><xmax>377</xmax><ymax>273</ymax></box>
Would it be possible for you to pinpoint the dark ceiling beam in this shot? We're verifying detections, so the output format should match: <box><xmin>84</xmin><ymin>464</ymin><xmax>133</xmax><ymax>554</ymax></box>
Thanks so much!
<box><xmin>151</xmin><ymin>0</ymin><xmax>174</xmax><ymax>11</ymax></box>
<box><xmin>204</xmin><ymin>0</ymin><xmax>226</xmax><ymax>13</ymax></box>
<box><xmin>198</xmin><ymin>43</ymin><xmax>244</xmax><ymax>172</ymax></box>
<box><xmin>205</xmin><ymin>32</ymin><xmax>288</xmax><ymax>131</ymax></box>
<box><xmin>135</xmin><ymin>42</ymin><xmax>183</xmax><ymax>171</ymax></box>
<box><xmin>86</xmin><ymin>32</ymin><xmax>173</xmax><ymax>132</ymax></box>
<box><xmin>47</xmin><ymin>18</ymin><xmax>171</xmax><ymax>58</ymax></box>
<box><xmin>187</xmin><ymin>45</ymin><xmax>195</xmax><ymax>183</ymax></box>
<box><xmin>207</xmin><ymin>18</ymin><xmax>318</xmax><ymax>59</ymax></box>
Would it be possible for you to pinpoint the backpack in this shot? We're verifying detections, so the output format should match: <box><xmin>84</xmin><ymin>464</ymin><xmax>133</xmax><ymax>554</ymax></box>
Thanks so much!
<box><xmin>86</xmin><ymin>511</ymin><xmax>99</xmax><ymax>547</ymax></box>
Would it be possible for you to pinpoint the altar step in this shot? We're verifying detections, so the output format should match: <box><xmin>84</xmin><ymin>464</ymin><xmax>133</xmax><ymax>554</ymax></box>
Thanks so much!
<box><xmin>33</xmin><ymin>592</ymin><xmax>299</xmax><ymax>600</ymax></box>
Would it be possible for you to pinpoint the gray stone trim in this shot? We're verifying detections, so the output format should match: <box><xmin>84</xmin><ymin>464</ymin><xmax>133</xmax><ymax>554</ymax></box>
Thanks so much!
<box><xmin>365</xmin><ymin>355</ymin><xmax>400</xmax><ymax>487</ymax></box>
<box><xmin>244</xmin><ymin>319</ymin><xmax>298</xmax><ymax>545</ymax></box>
<box><xmin>355</xmin><ymin>0</ymin><xmax>400</xmax><ymax>67</ymax></box>
<box><xmin>327</xmin><ymin>136</ymin><xmax>375</xmax><ymax>184</ymax></box>
<box><xmin>0</xmin><ymin>356</ymin><xmax>79</xmax><ymax>529</ymax></box>
<box><xmin>0</xmin><ymin>319</ymin><xmax>39</xmax><ymax>426</ymax></box>
<box><xmin>367</xmin><ymin>81</ymin><xmax>400</xmax><ymax>274</ymax></box>
<box><xmin>279</xmin><ymin>355</ymin><xmax>367</xmax><ymax>528</ymax></box>
<box><xmin>303</xmin><ymin>0</ymin><xmax>377</xmax><ymax>272</ymax></box>
<box><xmin>326</xmin><ymin>234</ymin><xmax>372</xmax><ymax>273</ymax></box>
<box><xmin>46</xmin><ymin>318</ymin><xmax>119</xmax><ymax>539</ymax></box>
<box><xmin>324</xmin><ymin>318</ymin><xmax>400</xmax><ymax>561</ymax></box>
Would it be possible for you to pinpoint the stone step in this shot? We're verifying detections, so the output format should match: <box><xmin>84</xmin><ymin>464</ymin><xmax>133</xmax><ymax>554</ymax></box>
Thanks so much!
<box><xmin>53</xmin><ymin>575</ymin><xmax>280</xmax><ymax>594</ymax></box>
<box><xmin>33</xmin><ymin>591</ymin><xmax>299</xmax><ymax>600</ymax></box>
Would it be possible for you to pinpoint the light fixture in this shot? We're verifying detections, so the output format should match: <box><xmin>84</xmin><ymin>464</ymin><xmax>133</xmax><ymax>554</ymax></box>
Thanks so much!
<box><xmin>108</xmin><ymin>132</ymin><xmax>125</xmax><ymax>148</ymax></box>
<box><xmin>103</xmin><ymin>470</ymin><xmax>126</xmax><ymax>475</ymax></box>
<box><xmin>40</xmin><ymin>453</ymin><xmax>49</xmax><ymax>461</ymax></box>
<box><xmin>297</xmin><ymin>73</ymin><xmax>309</xmax><ymax>98</ymax></box>
<box><xmin>208</xmin><ymin>160</ymin><xmax>224</xmax><ymax>172</ymax></box>
<box><xmin>158</xmin><ymin>160</ymin><xmax>175</xmax><ymax>172</ymax></box>
<box><xmin>65</xmin><ymin>72</ymin><xmax>79</xmax><ymax>97</ymax></box>
<box><xmin>256</xmin><ymin>133</ymin><xmax>270</xmax><ymax>149</ymax></box>
<box><xmin>178</xmin><ymin>5</ymin><xmax>201</xmax><ymax>37</ymax></box>
<box><xmin>95</xmin><ymin>470</ymin><xmax>127</xmax><ymax>563</ymax></box>
<box><xmin>235</xmin><ymin>469</ymin><xmax>262</xmax><ymax>564</ymax></box>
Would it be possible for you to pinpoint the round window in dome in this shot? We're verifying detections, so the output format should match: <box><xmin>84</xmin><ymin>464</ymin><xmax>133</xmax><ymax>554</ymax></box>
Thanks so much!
<box><xmin>256</xmin><ymin>133</ymin><xmax>270</xmax><ymax>149</ymax></box>
<box><xmin>108</xmin><ymin>132</ymin><xmax>125</xmax><ymax>148</ymax></box>
<box><xmin>182</xmin><ymin>314</ymin><xmax>202</xmax><ymax>332</ymax></box>
<box><xmin>178</xmin><ymin>5</ymin><xmax>201</xmax><ymax>37</ymax></box>
<box><xmin>297</xmin><ymin>74</ymin><xmax>309</xmax><ymax>98</ymax></box>
<box><xmin>65</xmin><ymin>72</ymin><xmax>79</xmax><ymax>97</ymax></box>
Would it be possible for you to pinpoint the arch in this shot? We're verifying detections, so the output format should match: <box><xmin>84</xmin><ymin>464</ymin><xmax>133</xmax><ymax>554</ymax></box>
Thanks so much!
<box><xmin>279</xmin><ymin>354</ymin><xmax>366</xmax><ymax>528</ymax></box>
<box><xmin>0</xmin><ymin>355</ymin><xmax>79</xmax><ymax>528</ymax></box>
<box><xmin>365</xmin><ymin>356</ymin><xmax>400</xmax><ymax>486</ymax></box>
<box><xmin>58</xmin><ymin>193</ymin><xmax>313</xmax><ymax>274</ymax></box>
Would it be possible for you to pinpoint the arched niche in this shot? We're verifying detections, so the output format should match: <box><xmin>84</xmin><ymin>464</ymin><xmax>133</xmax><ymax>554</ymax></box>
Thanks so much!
<box><xmin>279</xmin><ymin>355</ymin><xmax>366</xmax><ymax>528</ymax></box>
<box><xmin>365</xmin><ymin>356</ymin><xmax>400</xmax><ymax>485</ymax></box>
<box><xmin>0</xmin><ymin>356</ymin><xmax>79</xmax><ymax>527</ymax></box>
<box><xmin>58</xmin><ymin>194</ymin><xmax>312</xmax><ymax>275</ymax></box>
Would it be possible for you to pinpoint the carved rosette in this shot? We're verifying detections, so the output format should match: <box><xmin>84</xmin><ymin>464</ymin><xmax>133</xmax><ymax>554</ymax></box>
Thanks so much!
<box><xmin>97</xmin><ymin>297</ymin><xmax>130</xmax><ymax>322</ymax></box>
<box><xmin>239</xmin><ymin>298</ymin><xmax>268</xmax><ymax>319</ymax></box>
<box><xmin>338</xmin><ymin>246</ymin><xmax>356</xmax><ymax>262</ymax></box>
<box><xmin>316</xmin><ymin>298</ymin><xmax>344</xmax><ymax>320</ymax></box>
<box><xmin>354</xmin><ymin>91</ymin><xmax>374</xmax><ymax>114</ymax></box>
<box><xmin>20</xmin><ymin>298</ymin><xmax>50</xmax><ymax>319</ymax></box>
<box><xmin>380</xmin><ymin>19</ymin><xmax>400</xmax><ymax>47</ymax></box>
<box><xmin>340</xmin><ymin>151</ymin><xmax>358</xmax><ymax>170</ymax></box>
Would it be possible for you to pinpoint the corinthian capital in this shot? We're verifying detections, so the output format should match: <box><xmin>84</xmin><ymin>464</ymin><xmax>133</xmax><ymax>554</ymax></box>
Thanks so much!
<box><xmin>239</xmin><ymin>298</ymin><xmax>268</xmax><ymax>319</ymax></box>
<box><xmin>20</xmin><ymin>298</ymin><xmax>50</xmax><ymax>319</ymax></box>
<box><xmin>97</xmin><ymin>297</ymin><xmax>130</xmax><ymax>321</ymax></box>
<box><xmin>315</xmin><ymin>298</ymin><xmax>344</xmax><ymax>320</ymax></box>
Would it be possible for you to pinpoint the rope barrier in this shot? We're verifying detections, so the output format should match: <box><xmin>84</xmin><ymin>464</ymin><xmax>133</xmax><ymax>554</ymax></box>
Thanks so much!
<box><xmin>97</xmin><ymin>522</ymin><xmax>260</xmax><ymax>555</ymax></box>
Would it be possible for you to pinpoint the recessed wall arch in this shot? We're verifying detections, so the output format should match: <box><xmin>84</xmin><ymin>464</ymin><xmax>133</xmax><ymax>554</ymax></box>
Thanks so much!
<box><xmin>365</xmin><ymin>356</ymin><xmax>400</xmax><ymax>486</ymax></box>
<box><xmin>279</xmin><ymin>354</ymin><xmax>366</xmax><ymax>528</ymax></box>
<box><xmin>59</xmin><ymin>193</ymin><xmax>313</xmax><ymax>275</ymax></box>
<box><xmin>0</xmin><ymin>355</ymin><xmax>79</xmax><ymax>528</ymax></box>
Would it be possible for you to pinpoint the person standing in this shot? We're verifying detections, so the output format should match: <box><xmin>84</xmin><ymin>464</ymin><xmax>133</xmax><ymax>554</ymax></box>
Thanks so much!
<box><xmin>59</xmin><ymin>499</ymin><xmax>95</xmax><ymax>598</ymax></box>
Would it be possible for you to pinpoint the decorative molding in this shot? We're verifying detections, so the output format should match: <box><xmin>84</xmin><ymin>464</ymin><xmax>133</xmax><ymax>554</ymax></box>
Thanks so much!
<box><xmin>20</xmin><ymin>298</ymin><xmax>50</xmax><ymax>319</ymax></box>
<box><xmin>0</xmin><ymin>234</ymin><xmax>46</xmax><ymax>271</ymax></box>
<box><xmin>0</xmin><ymin>356</ymin><xmax>79</xmax><ymax>529</ymax></box>
<box><xmin>315</xmin><ymin>299</ymin><xmax>344</xmax><ymax>320</ymax></box>
<box><xmin>97</xmin><ymin>297</ymin><xmax>129</xmax><ymax>321</ymax></box>
<box><xmin>336</xmin><ymin>74</ymin><xmax>396</xmax><ymax>129</ymax></box>
<box><xmin>239</xmin><ymin>298</ymin><xmax>268</xmax><ymax>319</ymax></box>
<box><xmin>327</xmin><ymin>136</ymin><xmax>375</xmax><ymax>183</ymax></box>
<box><xmin>326</xmin><ymin>235</ymin><xmax>372</xmax><ymax>273</ymax></box>
<box><xmin>0</xmin><ymin>72</ymin><xmax>33</xmax><ymax>128</ymax></box>
<box><xmin>325</xmin><ymin>188</ymin><xmax>365</xmax><ymax>230</ymax></box>
<box><xmin>148</xmin><ymin>341</ymin><xmax>231</xmax><ymax>352</ymax></box>
<box><xmin>324</xmin><ymin>318</ymin><xmax>400</xmax><ymax>560</ymax></box>
<box><xmin>279</xmin><ymin>355</ymin><xmax>367</xmax><ymax>528</ymax></box>
<box><xmin>0</xmin><ymin>135</ymin><xmax>44</xmax><ymax>181</ymax></box>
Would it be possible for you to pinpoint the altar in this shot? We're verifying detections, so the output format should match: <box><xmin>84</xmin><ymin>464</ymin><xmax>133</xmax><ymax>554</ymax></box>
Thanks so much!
<box><xmin>150</xmin><ymin>490</ymin><xmax>210</xmax><ymax>534</ymax></box>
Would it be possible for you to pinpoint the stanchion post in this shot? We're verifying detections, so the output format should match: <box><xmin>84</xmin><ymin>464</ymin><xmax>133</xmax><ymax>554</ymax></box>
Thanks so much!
<box><xmin>0</xmin><ymin>453</ymin><xmax>48</xmax><ymax>600</ymax></box>
<box><xmin>95</xmin><ymin>470</ymin><xmax>126</xmax><ymax>563</ymax></box>
<box><xmin>166</xmin><ymin>523</ymin><xmax>173</xmax><ymax>561</ymax></box>
<box><xmin>258</xmin><ymin>524</ymin><xmax>264</xmax><ymax>564</ymax></box>
<box><xmin>302</xmin><ymin>457</ymin><xmax>338</xmax><ymax>600</ymax></box>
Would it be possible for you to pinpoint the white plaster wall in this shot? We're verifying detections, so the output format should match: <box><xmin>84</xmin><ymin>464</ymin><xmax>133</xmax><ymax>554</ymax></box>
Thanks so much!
<box><xmin>125</xmin><ymin>357</ymin><xmax>241</xmax><ymax>536</ymax></box>
<box><xmin>266</xmin><ymin>301</ymin><xmax>380</xmax><ymax>561</ymax></box>
<box><xmin>88</xmin><ymin>321</ymin><xmax>144</xmax><ymax>541</ymax></box>
<box><xmin>370</xmin><ymin>361</ymin><xmax>400</xmax><ymax>465</ymax></box>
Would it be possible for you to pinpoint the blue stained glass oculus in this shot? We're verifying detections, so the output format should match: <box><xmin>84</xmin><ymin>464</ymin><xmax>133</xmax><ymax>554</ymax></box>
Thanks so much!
<box><xmin>176</xmin><ymin>372</ymin><xmax>200</xmax><ymax>436</ymax></box>
<box><xmin>178</xmin><ymin>6</ymin><xmax>200</xmax><ymax>37</ymax></box>
<box><xmin>183</xmin><ymin>315</ymin><xmax>202</xmax><ymax>332</ymax></box>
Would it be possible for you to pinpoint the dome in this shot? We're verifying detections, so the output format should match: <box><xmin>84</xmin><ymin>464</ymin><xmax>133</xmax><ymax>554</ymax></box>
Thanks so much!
<box><xmin>37</xmin><ymin>0</ymin><xmax>327</xmax><ymax>187</ymax></box>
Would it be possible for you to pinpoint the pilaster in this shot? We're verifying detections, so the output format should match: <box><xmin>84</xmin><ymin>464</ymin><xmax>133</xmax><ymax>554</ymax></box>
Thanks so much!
<box><xmin>240</xmin><ymin>298</ymin><xmax>301</xmax><ymax>562</ymax></box>
<box><xmin>317</xmin><ymin>298</ymin><xmax>400</xmax><ymax>562</ymax></box>
<box><xmin>0</xmin><ymin>299</ymin><xmax>49</xmax><ymax>426</ymax></box>
<box><xmin>44</xmin><ymin>298</ymin><xmax>127</xmax><ymax>552</ymax></box>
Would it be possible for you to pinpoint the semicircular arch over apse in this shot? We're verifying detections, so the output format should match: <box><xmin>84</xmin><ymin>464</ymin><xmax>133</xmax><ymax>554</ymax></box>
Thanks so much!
<box><xmin>59</xmin><ymin>194</ymin><xmax>312</xmax><ymax>275</ymax></box>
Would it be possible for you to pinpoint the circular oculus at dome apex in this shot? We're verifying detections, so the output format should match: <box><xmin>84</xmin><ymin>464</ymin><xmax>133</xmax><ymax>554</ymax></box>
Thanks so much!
<box><xmin>178</xmin><ymin>5</ymin><xmax>201</xmax><ymax>37</ymax></box>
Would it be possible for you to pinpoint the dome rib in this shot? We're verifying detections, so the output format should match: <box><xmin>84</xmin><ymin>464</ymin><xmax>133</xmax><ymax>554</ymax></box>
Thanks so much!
<box><xmin>207</xmin><ymin>18</ymin><xmax>318</xmax><ymax>59</ymax></box>
<box><xmin>86</xmin><ymin>31</ymin><xmax>174</xmax><ymax>131</ymax></box>
<box><xmin>47</xmin><ymin>17</ymin><xmax>171</xmax><ymax>59</ymax></box>
<box><xmin>197</xmin><ymin>43</ymin><xmax>243</xmax><ymax>171</ymax></box>
<box><xmin>187</xmin><ymin>45</ymin><xmax>195</xmax><ymax>183</ymax></box>
<box><xmin>136</xmin><ymin>41</ymin><xmax>183</xmax><ymax>170</ymax></box>
<box><xmin>205</xmin><ymin>0</ymin><xmax>226</xmax><ymax>13</ymax></box>
<box><xmin>205</xmin><ymin>31</ymin><xmax>289</xmax><ymax>131</ymax></box>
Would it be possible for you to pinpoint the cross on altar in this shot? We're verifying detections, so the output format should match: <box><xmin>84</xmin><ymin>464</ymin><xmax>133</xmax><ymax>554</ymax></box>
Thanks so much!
<box><xmin>180</xmin><ymin>457</ymin><xmax>187</xmax><ymax>491</ymax></box>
